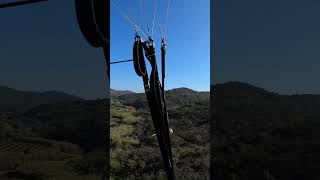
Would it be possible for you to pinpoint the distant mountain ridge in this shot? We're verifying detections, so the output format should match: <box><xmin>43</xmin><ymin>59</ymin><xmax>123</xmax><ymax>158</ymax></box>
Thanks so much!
<box><xmin>0</xmin><ymin>86</ymin><xmax>206</xmax><ymax>114</ymax></box>
<box><xmin>212</xmin><ymin>81</ymin><xmax>320</xmax><ymax>96</ymax></box>
<box><xmin>113</xmin><ymin>87</ymin><xmax>209</xmax><ymax>112</ymax></box>
<box><xmin>110</xmin><ymin>89</ymin><xmax>134</xmax><ymax>98</ymax></box>
<box><xmin>0</xmin><ymin>86</ymin><xmax>82</xmax><ymax>113</ymax></box>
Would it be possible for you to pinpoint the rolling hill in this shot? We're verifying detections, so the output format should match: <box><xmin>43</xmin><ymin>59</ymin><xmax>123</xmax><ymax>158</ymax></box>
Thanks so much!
<box><xmin>0</xmin><ymin>86</ymin><xmax>82</xmax><ymax>113</ymax></box>
<box><xmin>212</xmin><ymin>81</ymin><xmax>320</xmax><ymax>180</ymax></box>
<box><xmin>0</xmin><ymin>85</ymin><xmax>211</xmax><ymax>179</ymax></box>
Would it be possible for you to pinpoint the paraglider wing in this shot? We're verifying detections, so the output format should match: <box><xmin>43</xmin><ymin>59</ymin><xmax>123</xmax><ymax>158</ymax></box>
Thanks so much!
<box><xmin>75</xmin><ymin>0</ymin><xmax>108</xmax><ymax>48</ymax></box>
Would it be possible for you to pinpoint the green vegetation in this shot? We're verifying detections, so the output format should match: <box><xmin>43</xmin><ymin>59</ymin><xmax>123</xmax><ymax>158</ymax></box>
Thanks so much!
<box><xmin>111</xmin><ymin>88</ymin><xmax>210</xmax><ymax>179</ymax></box>
<box><xmin>0</xmin><ymin>86</ymin><xmax>209</xmax><ymax>179</ymax></box>
<box><xmin>0</xmin><ymin>94</ymin><xmax>106</xmax><ymax>179</ymax></box>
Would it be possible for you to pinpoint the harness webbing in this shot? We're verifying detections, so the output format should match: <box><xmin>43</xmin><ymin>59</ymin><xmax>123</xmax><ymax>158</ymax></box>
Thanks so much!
<box><xmin>110</xmin><ymin>1</ymin><xmax>175</xmax><ymax>179</ymax></box>
<box><xmin>133</xmin><ymin>37</ymin><xmax>175</xmax><ymax>180</ymax></box>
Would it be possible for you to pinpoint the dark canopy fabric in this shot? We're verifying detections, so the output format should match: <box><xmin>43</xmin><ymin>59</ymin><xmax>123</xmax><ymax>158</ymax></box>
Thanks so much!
<box><xmin>75</xmin><ymin>0</ymin><xmax>108</xmax><ymax>48</ymax></box>
<box><xmin>75</xmin><ymin>0</ymin><xmax>109</xmax><ymax>78</ymax></box>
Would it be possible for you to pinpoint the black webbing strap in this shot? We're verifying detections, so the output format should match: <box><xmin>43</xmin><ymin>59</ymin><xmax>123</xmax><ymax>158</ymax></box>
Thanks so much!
<box><xmin>141</xmin><ymin>39</ymin><xmax>175</xmax><ymax>180</ymax></box>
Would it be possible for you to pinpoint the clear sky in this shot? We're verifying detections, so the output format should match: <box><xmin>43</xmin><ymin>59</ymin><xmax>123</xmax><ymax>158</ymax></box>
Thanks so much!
<box><xmin>0</xmin><ymin>0</ymin><xmax>107</xmax><ymax>99</ymax></box>
<box><xmin>213</xmin><ymin>0</ymin><xmax>320</xmax><ymax>94</ymax></box>
<box><xmin>111</xmin><ymin>0</ymin><xmax>210</xmax><ymax>92</ymax></box>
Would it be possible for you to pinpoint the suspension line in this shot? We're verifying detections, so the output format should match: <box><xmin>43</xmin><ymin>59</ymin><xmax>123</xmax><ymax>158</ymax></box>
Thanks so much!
<box><xmin>164</xmin><ymin>0</ymin><xmax>172</xmax><ymax>37</ymax></box>
<box><xmin>110</xmin><ymin>59</ymin><xmax>133</xmax><ymax>65</ymax></box>
<box><xmin>151</xmin><ymin>0</ymin><xmax>158</xmax><ymax>38</ymax></box>
<box><xmin>111</xmin><ymin>0</ymin><xmax>149</xmax><ymax>38</ymax></box>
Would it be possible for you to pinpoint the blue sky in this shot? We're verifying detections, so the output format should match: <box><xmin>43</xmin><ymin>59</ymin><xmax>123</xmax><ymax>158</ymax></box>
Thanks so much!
<box><xmin>110</xmin><ymin>0</ymin><xmax>210</xmax><ymax>92</ymax></box>
<box><xmin>0</xmin><ymin>0</ymin><xmax>107</xmax><ymax>99</ymax></box>
<box><xmin>213</xmin><ymin>0</ymin><xmax>320</xmax><ymax>94</ymax></box>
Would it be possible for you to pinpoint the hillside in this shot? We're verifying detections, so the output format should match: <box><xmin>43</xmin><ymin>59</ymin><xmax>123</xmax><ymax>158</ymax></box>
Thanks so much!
<box><xmin>2</xmin><ymin>82</ymin><xmax>318</xmax><ymax>179</ymax></box>
<box><xmin>111</xmin><ymin>88</ymin><xmax>210</xmax><ymax>179</ymax></box>
<box><xmin>0</xmin><ymin>86</ymin><xmax>209</xmax><ymax>179</ymax></box>
<box><xmin>0</xmin><ymin>87</ymin><xmax>105</xmax><ymax>179</ymax></box>
<box><xmin>212</xmin><ymin>82</ymin><xmax>320</xmax><ymax>180</ymax></box>
<box><xmin>21</xmin><ymin>99</ymin><xmax>107</xmax><ymax>151</ymax></box>
<box><xmin>0</xmin><ymin>86</ymin><xmax>82</xmax><ymax>113</ymax></box>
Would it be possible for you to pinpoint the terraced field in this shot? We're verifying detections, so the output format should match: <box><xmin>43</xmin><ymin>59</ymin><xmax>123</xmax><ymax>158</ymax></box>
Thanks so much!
<box><xmin>0</xmin><ymin>142</ymin><xmax>48</xmax><ymax>152</ymax></box>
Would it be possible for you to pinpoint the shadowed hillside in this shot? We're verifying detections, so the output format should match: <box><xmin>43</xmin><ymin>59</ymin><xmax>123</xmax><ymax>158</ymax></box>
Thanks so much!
<box><xmin>212</xmin><ymin>81</ymin><xmax>320</xmax><ymax>180</ymax></box>
<box><xmin>0</xmin><ymin>87</ymin><xmax>106</xmax><ymax>179</ymax></box>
